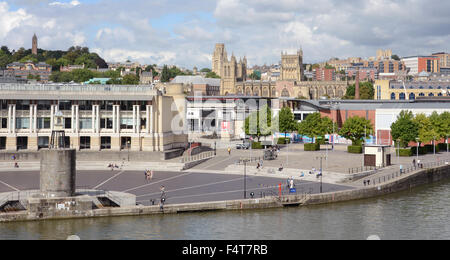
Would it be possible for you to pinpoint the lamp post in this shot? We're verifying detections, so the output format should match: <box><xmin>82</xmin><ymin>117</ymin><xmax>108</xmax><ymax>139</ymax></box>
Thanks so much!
<box><xmin>240</xmin><ymin>158</ymin><xmax>251</xmax><ymax>199</ymax></box>
<box><xmin>316</xmin><ymin>154</ymin><xmax>326</xmax><ymax>193</ymax></box>
<box><xmin>416</xmin><ymin>137</ymin><xmax>420</xmax><ymax>163</ymax></box>
<box><xmin>127</xmin><ymin>140</ymin><xmax>131</xmax><ymax>162</ymax></box>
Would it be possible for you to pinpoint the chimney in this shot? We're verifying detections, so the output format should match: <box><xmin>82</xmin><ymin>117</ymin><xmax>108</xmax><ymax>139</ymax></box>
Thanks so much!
<box><xmin>355</xmin><ymin>67</ymin><xmax>360</xmax><ymax>100</ymax></box>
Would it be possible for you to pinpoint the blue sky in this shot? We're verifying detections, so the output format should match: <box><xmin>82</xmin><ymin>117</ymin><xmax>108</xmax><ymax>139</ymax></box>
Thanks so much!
<box><xmin>1</xmin><ymin>0</ymin><xmax>449</xmax><ymax>69</ymax></box>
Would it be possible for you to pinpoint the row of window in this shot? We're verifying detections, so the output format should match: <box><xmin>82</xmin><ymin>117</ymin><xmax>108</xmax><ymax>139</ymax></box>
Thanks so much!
<box><xmin>391</xmin><ymin>86</ymin><xmax>450</xmax><ymax>90</ymax></box>
<box><xmin>0</xmin><ymin>117</ymin><xmax>147</xmax><ymax>130</ymax></box>
<box><xmin>390</xmin><ymin>92</ymin><xmax>448</xmax><ymax>100</ymax></box>
<box><xmin>0</xmin><ymin>101</ymin><xmax>149</xmax><ymax>111</ymax></box>
<box><xmin>0</xmin><ymin>136</ymin><xmax>133</xmax><ymax>150</ymax></box>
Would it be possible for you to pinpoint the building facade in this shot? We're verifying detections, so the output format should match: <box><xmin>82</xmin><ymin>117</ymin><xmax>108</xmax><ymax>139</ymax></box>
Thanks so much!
<box><xmin>402</xmin><ymin>56</ymin><xmax>440</xmax><ymax>75</ymax></box>
<box><xmin>375</xmin><ymin>79</ymin><xmax>450</xmax><ymax>100</ymax></box>
<box><xmin>7</xmin><ymin>61</ymin><xmax>52</xmax><ymax>82</ymax></box>
<box><xmin>280</xmin><ymin>49</ymin><xmax>304</xmax><ymax>82</ymax></box>
<box><xmin>212</xmin><ymin>44</ymin><xmax>247</xmax><ymax>96</ymax></box>
<box><xmin>0</xmin><ymin>83</ymin><xmax>187</xmax><ymax>152</ymax></box>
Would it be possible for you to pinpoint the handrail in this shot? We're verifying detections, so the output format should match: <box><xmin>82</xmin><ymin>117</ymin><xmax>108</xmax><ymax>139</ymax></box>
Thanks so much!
<box><xmin>180</xmin><ymin>151</ymin><xmax>215</xmax><ymax>163</ymax></box>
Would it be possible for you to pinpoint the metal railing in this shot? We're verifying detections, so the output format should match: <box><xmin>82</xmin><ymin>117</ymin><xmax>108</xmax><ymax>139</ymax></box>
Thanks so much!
<box><xmin>361</xmin><ymin>158</ymin><xmax>450</xmax><ymax>186</ymax></box>
<box><xmin>0</xmin><ymin>83</ymin><xmax>155</xmax><ymax>93</ymax></box>
<box><xmin>180</xmin><ymin>151</ymin><xmax>215</xmax><ymax>163</ymax></box>
<box><xmin>0</xmin><ymin>190</ymin><xmax>35</xmax><ymax>210</ymax></box>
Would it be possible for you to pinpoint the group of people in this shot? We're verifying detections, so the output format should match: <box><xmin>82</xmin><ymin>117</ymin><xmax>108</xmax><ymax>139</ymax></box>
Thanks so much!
<box><xmin>145</xmin><ymin>169</ymin><xmax>154</xmax><ymax>181</ymax></box>
<box><xmin>107</xmin><ymin>163</ymin><xmax>119</xmax><ymax>171</ymax></box>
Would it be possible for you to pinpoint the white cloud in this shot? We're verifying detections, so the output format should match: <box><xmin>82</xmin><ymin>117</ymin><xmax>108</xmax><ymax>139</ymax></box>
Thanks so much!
<box><xmin>0</xmin><ymin>2</ymin><xmax>32</xmax><ymax>39</ymax></box>
<box><xmin>49</xmin><ymin>1</ymin><xmax>81</xmax><ymax>7</ymax></box>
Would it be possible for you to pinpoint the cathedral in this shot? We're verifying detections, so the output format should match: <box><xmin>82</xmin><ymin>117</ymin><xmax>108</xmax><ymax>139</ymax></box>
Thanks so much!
<box><xmin>212</xmin><ymin>44</ymin><xmax>247</xmax><ymax>96</ymax></box>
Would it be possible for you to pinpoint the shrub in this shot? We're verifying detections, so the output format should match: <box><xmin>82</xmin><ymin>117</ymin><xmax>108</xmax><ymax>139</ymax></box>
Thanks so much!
<box><xmin>251</xmin><ymin>142</ymin><xmax>263</xmax><ymax>149</ymax></box>
<box><xmin>438</xmin><ymin>143</ymin><xmax>448</xmax><ymax>151</ymax></box>
<box><xmin>411</xmin><ymin>146</ymin><xmax>428</xmax><ymax>155</ymax></box>
<box><xmin>348</xmin><ymin>145</ymin><xmax>363</xmax><ymax>154</ymax></box>
<box><xmin>424</xmin><ymin>144</ymin><xmax>439</xmax><ymax>153</ymax></box>
<box><xmin>396</xmin><ymin>148</ymin><xmax>412</xmax><ymax>157</ymax></box>
<box><xmin>304</xmin><ymin>143</ymin><xmax>320</xmax><ymax>151</ymax></box>
<box><xmin>277</xmin><ymin>138</ymin><xmax>291</xmax><ymax>145</ymax></box>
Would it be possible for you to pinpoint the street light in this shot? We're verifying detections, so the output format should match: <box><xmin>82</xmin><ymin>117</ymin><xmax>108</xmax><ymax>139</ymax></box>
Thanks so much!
<box><xmin>316</xmin><ymin>154</ymin><xmax>326</xmax><ymax>193</ymax></box>
<box><xmin>127</xmin><ymin>140</ymin><xmax>131</xmax><ymax>162</ymax></box>
<box><xmin>240</xmin><ymin>158</ymin><xmax>251</xmax><ymax>199</ymax></box>
<box><xmin>416</xmin><ymin>137</ymin><xmax>420</xmax><ymax>163</ymax></box>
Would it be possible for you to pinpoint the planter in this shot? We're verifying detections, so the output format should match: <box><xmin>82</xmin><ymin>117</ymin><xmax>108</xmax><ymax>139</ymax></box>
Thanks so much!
<box><xmin>304</xmin><ymin>143</ymin><xmax>320</xmax><ymax>151</ymax></box>
<box><xmin>348</xmin><ymin>145</ymin><xmax>362</xmax><ymax>154</ymax></box>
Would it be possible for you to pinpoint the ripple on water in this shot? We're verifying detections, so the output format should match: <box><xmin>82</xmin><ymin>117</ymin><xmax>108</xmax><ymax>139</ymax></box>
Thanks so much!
<box><xmin>1</xmin><ymin>179</ymin><xmax>450</xmax><ymax>240</ymax></box>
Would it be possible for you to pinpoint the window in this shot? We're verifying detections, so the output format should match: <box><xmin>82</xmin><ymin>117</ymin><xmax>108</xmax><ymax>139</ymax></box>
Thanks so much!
<box><xmin>16</xmin><ymin>100</ymin><xmax>30</xmax><ymax>110</ymax></box>
<box><xmin>1</xmin><ymin>118</ymin><xmax>7</xmax><ymax>129</ymax></box>
<box><xmin>64</xmin><ymin>118</ymin><xmax>72</xmax><ymax>129</ymax></box>
<box><xmin>120</xmin><ymin>101</ymin><xmax>134</xmax><ymax>111</ymax></box>
<box><xmin>79</xmin><ymin>118</ymin><xmax>92</xmax><ymax>129</ymax></box>
<box><xmin>120</xmin><ymin>118</ymin><xmax>133</xmax><ymax>130</ymax></box>
<box><xmin>58</xmin><ymin>101</ymin><xmax>72</xmax><ymax>111</ymax></box>
<box><xmin>391</xmin><ymin>93</ymin><xmax>396</xmax><ymax>100</ymax></box>
<box><xmin>0</xmin><ymin>137</ymin><xmax>5</xmax><ymax>150</ymax></box>
<box><xmin>80</xmin><ymin>136</ymin><xmax>91</xmax><ymax>150</ymax></box>
<box><xmin>37</xmin><ymin>100</ymin><xmax>51</xmax><ymax>110</ymax></box>
<box><xmin>409</xmin><ymin>93</ymin><xmax>416</xmax><ymax>100</ymax></box>
<box><xmin>429</xmin><ymin>93</ymin><xmax>435</xmax><ymax>97</ymax></box>
<box><xmin>100</xmin><ymin>101</ymin><xmax>114</xmax><ymax>111</ymax></box>
<box><xmin>79</xmin><ymin>101</ymin><xmax>93</xmax><ymax>111</ymax></box>
<box><xmin>101</xmin><ymin>137</ymin><xmax>111</xmax><ymax>150</ymax></box>
<box><xmin>419</xmin><ymin>93</ymin><xmax>425</xmax><ymax>97</ymax></box>
<box><xmin>17</xmin><ymin>137</ymin><xmax>28</xmax><ymax>150</ymax></box>
<box><xmin>399</xmin><ymin>93</ymin><xmax>406</xmax><ymax>100</ymax></box>
<box><xmin>16</xmin><ymin>117</ymin><xmax>30</xmax><ymax>129</ymax></box>
<box><xmin>37</xmin><ymin>118</ymin><xmax>51</xmax><ymax>129</ymax></box>
<box><xmin>121</xmin><ymin>137</ymin><xmax>131</xmax><ymax>150</ymax></box>
<box><xmin>38</xmin><ymin>136</ymin><xmax>49</xmax><ymax>149</ymax></box>
<box><xmin>100</xmin><ymin>118</ymin><xmax>113</xmax><ymax>129</ymax></box>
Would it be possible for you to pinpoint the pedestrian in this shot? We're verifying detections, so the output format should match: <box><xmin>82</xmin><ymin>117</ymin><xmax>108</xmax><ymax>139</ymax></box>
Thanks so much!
<box><xmin>144</xmin><ymin>170</ymin><xmax>148</xmax><ymax>180</ymax></box>
<box><xmin>14</xmin><ymin>162</ymin><xmax>19</xmax><ymax>168</ymax></box>
<box><xmin>150</xmin><ymin>170</ymin><xmax>154</xmax><ymax>180</ymax></box>
<box><xmin>400</xmin><ymin>164</ymin><xmax>403</xmax><ymax>174</ymax></box>
<box><xmin>412</xmin><ymin>159</ymin><xmax>416</xmax><ymax>167</ymax></box>
<box><xmin>364</xmin><ymin>180</ymin><xmax>367</xmax><ymax>186</ymax></box>
<box><xmin>279</xmin><ymin>164</ymin><xmax>284</xmax><ymax>172</ymax></box>
<box><xmin>228</xmin><ymin>147</ymin><xmax>231</xmax><ymax>156</ymax></box>
<box><xmin>368</xmin><ymin>180</ymin><xmax>371</xmax><ymax>185</ymax></box>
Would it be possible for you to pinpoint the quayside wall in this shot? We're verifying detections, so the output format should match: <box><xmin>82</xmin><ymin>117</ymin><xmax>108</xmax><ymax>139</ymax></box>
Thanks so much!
<box><xmin>1</xmin><ymin>165</ymin><xmax>449</xmax><ymax>223</ymax></box>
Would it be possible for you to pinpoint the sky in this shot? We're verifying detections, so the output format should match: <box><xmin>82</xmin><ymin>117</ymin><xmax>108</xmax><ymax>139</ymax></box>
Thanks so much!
<box><xmin>1</xmin><ymin>0</ymin><xmax>449</xmax><ymax>69</ymax></box>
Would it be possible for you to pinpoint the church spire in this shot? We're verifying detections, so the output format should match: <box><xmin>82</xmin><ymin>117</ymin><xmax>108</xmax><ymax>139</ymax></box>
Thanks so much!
<box><xmin>32</xmin><ymin>33</ymin><xmax>38</xmax><ymax>55</ymax></box>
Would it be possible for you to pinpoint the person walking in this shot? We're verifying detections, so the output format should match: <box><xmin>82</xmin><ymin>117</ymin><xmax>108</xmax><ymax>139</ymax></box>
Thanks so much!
<box><xmin>150</xmin><ymin>170</ymin><xmax>154</xmax><ymax>180</ymax></box>
<box><xmin>228</xmin><ymin>147</ymin><xmax>231</xmax><ymax>156</ymax></box>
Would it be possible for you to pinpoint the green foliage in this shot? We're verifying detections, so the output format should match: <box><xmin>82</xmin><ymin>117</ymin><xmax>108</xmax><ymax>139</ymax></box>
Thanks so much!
<box><xmin>249</xmin><ymin>71</ymin><xmax>261</xmax><ymax>80</ymax></box>
<box><xmin>277</xmin><ymin>138</ymin><xmax>291</xmax><ymax>145</ymax></box>
<box><xmin>339</xmin><ymin>116</ymin><xmax>373</xmax><ymax>146</ymax></box>
<box><xmin>274</xmin><ymin>107</ymin><xmax>296</xmax><ymax>135</ymax></box>
<box><xmin>304</xmin><ymin>143</ymin><xmax>320</xmax><ymax>151</ymax></box>
<box><xmin>205</xmin><ymin>71</ymin><xmax>220</xmax><ymax>79</ymax></box>
<box><xmin>347</xmin><ymin>145</ymin><xmax>363</xmax><ymax>154</ymax></box>
<box><xmin>297</xmin><ymin>112</ymin><xmax>336</xmax><ymax>143</ymax></box>
<box><xmin>244</xmin><ymin>104</ymin><xmax>274</xmax><ymax>141</ymax></box>
<box><xmin>396</xmin><ymin>149</ymin><xmax>413</xmax><ymax>157</ymax></box>
<box><xmin>391</xmin><ymin>55</ymin><xmax>400</xmax><ymax>61</ymax></box>
<box><xmin>391</xmin><ymin>110</ymin><xmax>419</xmax><ymax>148</ymax></box>
<box><xmin>200</xmin><ymin>68</ymin><xmax>211</xmax><ymax>73</ymax></box>
<box><xmin>343</xmin><ymin>82</ymin><xmax>375</xmax><ymax>100</ymax></box>
<box><xmin>413</xmin><ymin>113</ymin><xmax>438</xmax><ymax>144</ymax></box>
<box><xmin>411</xmin><ymin>146</ymin><xmax>428</xmax><ymax>155</ymax></box>
<box><xmin>122</xmin><ymin>74</ymin><xmax>139</xmax><ymax>85</ymax></box>
<box><xmin>251</xmin><ymin>142</ymin><xmax>263</xmax><ymax>149</ymax></box>
<box><xmin>430</xmin><ymin>111</ymin><xmax>450</xmax><ymax>140</ymax></box>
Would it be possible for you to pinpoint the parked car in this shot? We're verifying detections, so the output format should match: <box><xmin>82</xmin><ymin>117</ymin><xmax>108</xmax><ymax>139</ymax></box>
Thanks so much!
<box><xmin>236</xmin><ymin>142</ymin><xmax>250</xmax><ymax>150</ymax></box>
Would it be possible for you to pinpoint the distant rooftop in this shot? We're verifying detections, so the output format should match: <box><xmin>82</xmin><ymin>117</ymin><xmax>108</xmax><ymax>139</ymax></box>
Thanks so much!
<box><xmin>171</xmin><ymin>76</ymin><xmax>220</xmax><ymax>86</ymax></box>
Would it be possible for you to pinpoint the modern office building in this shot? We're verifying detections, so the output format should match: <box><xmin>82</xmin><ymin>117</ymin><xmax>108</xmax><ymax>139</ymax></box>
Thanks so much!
<box><xmin>374</xmin><ymin>79</ymin><xmax>450</xmax><ymax>100</ymax></box>
<box><xmin>0</xmin><ymin>83</ymin><xmax>187</xmax><ymax>152</ymax></box>
<box><xmin>401</xmin><ymin>56</ymin><xmax>440</xmax><ymax>75</ymax></box>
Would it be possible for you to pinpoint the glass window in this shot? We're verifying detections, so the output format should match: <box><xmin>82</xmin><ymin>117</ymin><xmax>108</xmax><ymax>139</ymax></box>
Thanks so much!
<box><xmin>100</xmin><ymin>118</ymin><xmax>113</xmax><ymax>129</ymax></box>
<box><xmin>1</xmin><ymin>118</ymin><xmax>7</xmax><ymax>129</ymax></box>
<box><xmin>16</xmin><ymin>117</ymin><xmax>30</xmax><ymax>129</ymax></box>
<box><xmin>120</xmin><ymin>118</ymin><xmax>133</xmax><ymax>129</ymax></box>
<box><xmin>79</xmin><ymin>118</ymin><xmax>92</xmax><ymax>129</ymax></box>
<box><xmin>419</xmin><ymin>93</ymin><xmax>425</xmax><ymax>97</ymax></box>
<box><xmin>16</xmin><ymin>100</ymin><xmax>30</xmax><ymax>110</ymax></box>
<box><xmin>409</xmin><ymin>93</ymin><xmax>416</xmax><ymax>100</ymax></box>
<box><xmin>0</xmin><ymin>137</ymin><xmax>5</xmax><ymax>150</ymax></box>
<box><xmin>429</xmin><ymin>93</ymin><xmax>434</xmax><ymax>97</ymax></box>
<box><xmin>37</xmin><ymin>101</ymin><xmax>51</xmax><ymax>110</ymax></box>
<box><xmin>101</xmin><ymin>137</ymin><xmax>111</xmax><ymax>150</ymax></box>
<box><xmin>38</xmin><ymin>136</ymin><xmax>49</xmax><ymax>150</ymax></box>
<box><xmin>58</xmin><ymin>101</ymin><xmax>72</xmax><ymax>111</ymax></box>
<box><xmin>64</xmin><ymin>118</ymin><xmax>72</xmax><ymax>129</ymax></box>
<box><xmin>37</xmin><ymin>118</ymin><xmax>51</xmax><ymax>129</ymax></box>
<box><xmin>391</xmin><ymin>93</ymin><xmax>396</xmax><ymax>100</ymax></box>
<box><xmin>80</xmin><ymin>136</ymin><xmax>91</xmax><ymax>150</ymax></box>
<box><xmin>399</xmin><ymin>93</ymin><xmax>406</xmax><ymax>100</ymax></box>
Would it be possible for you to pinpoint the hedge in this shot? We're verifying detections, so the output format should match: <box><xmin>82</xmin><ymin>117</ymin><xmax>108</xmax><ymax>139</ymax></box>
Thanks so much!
<box><xmin>424</xmin><ymin>144</ymin><xmax>439</xmax><ymax>153</ymax></box>
<box><xmin>277</xmin><ymin>138</ymin><xmax>291</xmax><ymax>145</ymax></box>
<box><xmin>411</xmin><ymin>146</ymin><xmax>428</xmax><ymax>155</ymax></box>
<box><xmin>348</xmin><ymin>145</ymin><xmax>362</xmax><ymax>154</ymax></box>
<box><xmin>304</xmin><ymin>143</ymin><xmax>320</xmax><ymax>151</ymax></box>
<box><xmin>396</xmin><ymin>148</ymin><xmax>412</xmax><ymax>157</ymax></box>
<box><xmin>251</xmin><ymin>142</ymin><xmax>263</xmax><ymax>149</ymax></box>
<box><xmin>438</xmin><ymin>143</ymin><xmax>448</xmax><ymax>151</ymax></box>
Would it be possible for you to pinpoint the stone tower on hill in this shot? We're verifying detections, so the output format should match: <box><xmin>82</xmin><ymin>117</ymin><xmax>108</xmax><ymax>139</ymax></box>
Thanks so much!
<box><xmin>32</xmin><ymin>34</ymin><xmax>38</xmax><ymax>55</ymax></box>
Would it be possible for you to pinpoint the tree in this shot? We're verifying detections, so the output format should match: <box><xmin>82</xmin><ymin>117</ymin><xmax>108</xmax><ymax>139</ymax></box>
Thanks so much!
<box><xmin>200</xmin><ymin>68</ymin><xmax>211</xmax><ymax>73</ymax></box>
<box><xmin>249</xmin><ymin>71</ymin><xmax>261</xmax><ymax>80</ymax></box>
<box><xmin>297</xmin><ymin>112</ymin><xmax>335</xmax><ymax>143</ymax></box>
<box><xmin>274</xmin><ymin>107</ymin><xmax>296</xmax><ymax>138</ymax></box>
<box><xmin>205</xmin><ymin>71</ymin><xmax>220</xmax><ymax>79</ymax></box>
<box><xmin>390</xmin><ymin>110</ymin><xmax>419</xmax><ymax>148</ymax></box>
<box><xmin>413</xmin><ymin>113</ymin><xmax>438</xmax><ymax>145</ymax></box>
<box><xmin>338</xmin><ymin>116</ymin><xmax>374</xmax><ymax>146</ymax></box>
<box><xmin>71</xmin><ymin>69</ymin><xmax>95</xmax><ymax>83</ymax></box>
<box><xmin>244</xmin><ymin>104</ymin><xmax>273</xmax><ymax>142</ymax></box>
<box><xmin>391</xmin><ymin>54</ymin><xmax>400</xmax><ymax>61</ymax></box>
<box><xmin>122</xmin><ymin>74</ymin><xmax>139</xmax><ymax>85</ymax></box>
<box><xmin>343</xmin><ymin>82</ymin><xmax>375</xmax><ymax>100</ymax></box>
<box><xmin>160</xmin><ymin>65</ymin><xmax>171</xmax><ymax>82</ymax></box>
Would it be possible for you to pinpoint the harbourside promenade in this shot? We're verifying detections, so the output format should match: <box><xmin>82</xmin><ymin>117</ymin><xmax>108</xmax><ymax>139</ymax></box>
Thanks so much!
<box><xmin>0</xmin><ymin>146</ymin><xmax>449</xmax><ymax>222</ymax></box>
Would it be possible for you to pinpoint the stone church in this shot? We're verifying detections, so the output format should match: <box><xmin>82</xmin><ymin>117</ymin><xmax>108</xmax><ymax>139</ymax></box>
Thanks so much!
<box><xmin>212</xmin><ymin>44</ymin><xmax>349</xmax><ymax>99</ymax></box>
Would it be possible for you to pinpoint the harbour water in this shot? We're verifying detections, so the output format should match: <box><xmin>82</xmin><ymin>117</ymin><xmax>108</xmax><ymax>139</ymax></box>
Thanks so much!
<box><xmin>1</xmin><ymin>179</ymin><xmax>450</xmax><ymax>240</ymax></box>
